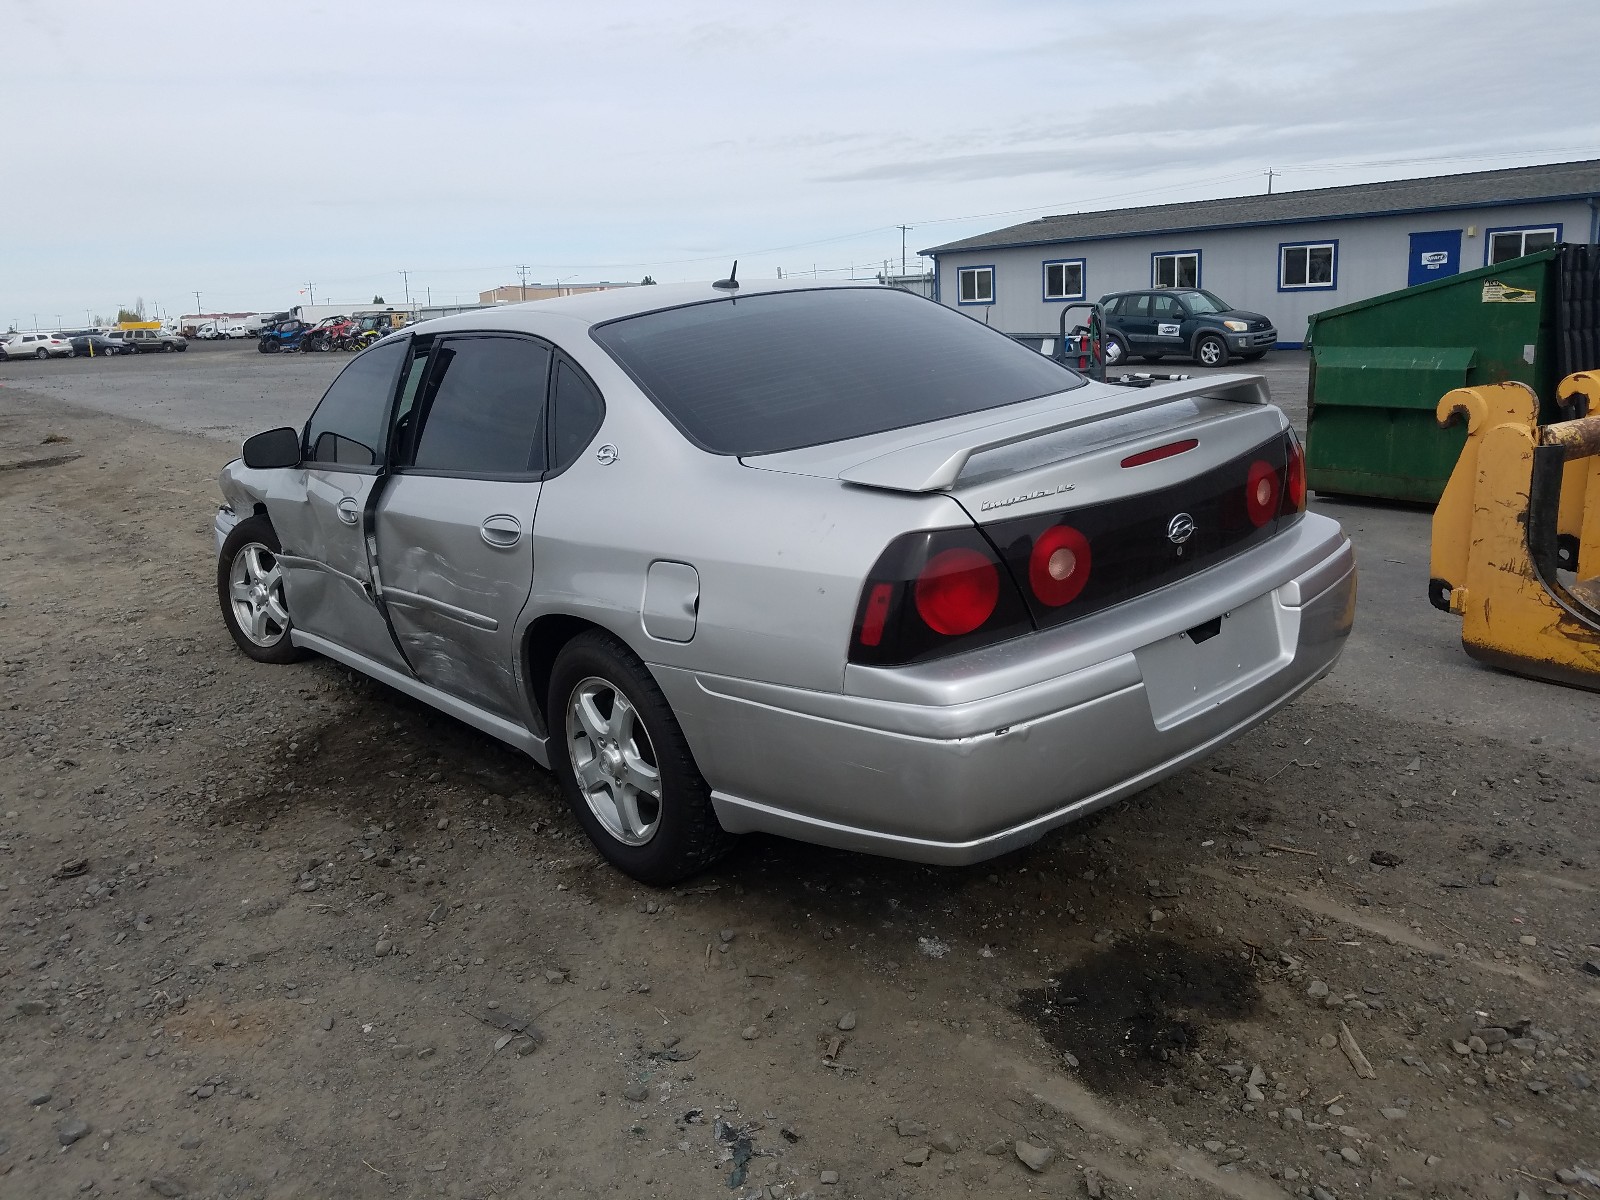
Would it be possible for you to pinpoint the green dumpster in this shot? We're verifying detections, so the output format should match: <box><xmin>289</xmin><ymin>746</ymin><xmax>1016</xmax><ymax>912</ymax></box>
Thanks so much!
<box><xmin>1304</xmin><ymin>245</ymin><xmax>1596</xmax><ymax>503</ymax></box>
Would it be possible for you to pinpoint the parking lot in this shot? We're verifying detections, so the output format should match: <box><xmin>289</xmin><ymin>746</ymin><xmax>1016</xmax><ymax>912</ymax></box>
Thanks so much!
<box><xmin>1</xmin><ymin>348</ymin><xmax>1597</xmax><ymax>1199</ymax></box>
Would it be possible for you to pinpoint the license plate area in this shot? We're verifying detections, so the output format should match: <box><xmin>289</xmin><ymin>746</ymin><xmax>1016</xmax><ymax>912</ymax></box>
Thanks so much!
<box><xmin>1135</xmin><ymin>593</ymin><xmax>1286</xmax><ymax>729</ymax></box>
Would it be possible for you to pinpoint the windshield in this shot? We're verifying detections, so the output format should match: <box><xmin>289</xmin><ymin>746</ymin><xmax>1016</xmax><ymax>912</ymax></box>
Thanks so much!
<box><xmin>1181</xmin><ymin>290</ymin><xmax>1235</xmax><ymax>315</ymax></box>
<box><xmin>590</xmin><ymin>288</ymin><xmax>1086</xmax><ymax>456</ymax></box>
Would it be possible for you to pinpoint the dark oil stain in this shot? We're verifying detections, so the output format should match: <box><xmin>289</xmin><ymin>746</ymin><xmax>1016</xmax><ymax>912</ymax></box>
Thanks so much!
<box><xmin>1012</xmin><ymin>935</ymin><xmax>1259</xmax><ymax>1091</ymax></box>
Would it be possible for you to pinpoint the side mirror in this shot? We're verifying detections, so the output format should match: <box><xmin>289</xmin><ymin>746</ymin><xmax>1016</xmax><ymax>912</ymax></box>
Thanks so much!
<box><xmin>242</xmin><ymin>426</ymin><xmax>302</xmax><ymax>469</ymax></box>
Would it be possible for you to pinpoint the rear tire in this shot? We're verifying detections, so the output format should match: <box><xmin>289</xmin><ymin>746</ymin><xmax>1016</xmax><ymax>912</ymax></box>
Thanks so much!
<box><xmin>35</xmin><ymin>348</ymin><xmax>48</xmax><ymax>359</ymax></box>
<box><xmin>1195</xmin><ymin>334</ymin><xmax>1229</xmax><ymax>368</ymax></box>
<box><xmin>548</xmin><ymin>631</ymin><xmax>734</xmax><ymax>884</ymax></box>
<box><xmin>217</xmin><ymin>515</ymin><xmax>310</xmax><ymax>665</ymax></box>
<box><xmin>1103</xmin><ymin>334</ymin><xmax>1128</xmax><ymax>367</ymax></box>
<box><xmin>1241</xmin><ymin>351</ymin><xmax>1266</xmax><ymax>362</ymax></box>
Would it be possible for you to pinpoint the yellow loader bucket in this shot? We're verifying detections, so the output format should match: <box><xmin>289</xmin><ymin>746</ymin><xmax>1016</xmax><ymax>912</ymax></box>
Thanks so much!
<box><xmin>1428</xmin><ymin>372</ymin><xmax>1600</xmax><ymax>689</ymax></box>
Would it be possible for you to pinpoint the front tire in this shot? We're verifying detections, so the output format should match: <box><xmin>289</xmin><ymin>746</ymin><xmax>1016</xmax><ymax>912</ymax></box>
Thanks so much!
<box><xmin>548</xmin><ymin>631</ymin><xmax>734</xmax><ymax>884</ymax></box>
<box><xmin>1195</xmin><ymin>334</ymin><xmax>1229</xmax><ymax>368</ymax></box>
<box><xmin>35</xmin><ymin>348</ymin><xmax>48</xmax><ymax>359</ymax></box>
<box><xmin>217</xmin><ymin>515</ymin><xmax>309</xmax><ymax>665</ymax></box>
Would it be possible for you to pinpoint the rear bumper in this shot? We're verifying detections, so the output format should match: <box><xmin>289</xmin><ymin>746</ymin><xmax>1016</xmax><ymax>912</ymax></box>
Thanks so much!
<box><xmin>656</xmin><ymin>512</ymin><xmax>1354</xmax><ymax>865</ymax></box>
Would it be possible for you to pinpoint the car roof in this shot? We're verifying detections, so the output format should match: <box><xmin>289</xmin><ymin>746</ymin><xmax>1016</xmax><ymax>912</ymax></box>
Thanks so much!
<box><xmin>405</xmin><ymin>278</ymin><xmax>880</xmax><ymax>341</ymax></box>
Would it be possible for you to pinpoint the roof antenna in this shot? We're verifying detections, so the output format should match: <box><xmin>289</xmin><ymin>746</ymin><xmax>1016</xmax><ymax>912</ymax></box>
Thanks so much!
<box><xmin>713</xmin><ymin>260</ymin><xmax>739</xmax><ymax>290</ymax></box>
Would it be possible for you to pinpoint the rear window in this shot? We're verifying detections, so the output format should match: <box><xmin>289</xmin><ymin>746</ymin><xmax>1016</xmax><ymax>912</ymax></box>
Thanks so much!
<box><xmin>589</xmin><ymin>288</ymin><xmax>1085</xmax><ymax>456</ymax></box>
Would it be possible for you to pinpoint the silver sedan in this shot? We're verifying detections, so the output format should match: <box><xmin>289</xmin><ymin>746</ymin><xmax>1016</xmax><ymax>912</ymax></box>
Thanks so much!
<box><xmin>213</xmin><ymin>280</ymin><xmax>1354</xmax><ymax>883</ymax></box>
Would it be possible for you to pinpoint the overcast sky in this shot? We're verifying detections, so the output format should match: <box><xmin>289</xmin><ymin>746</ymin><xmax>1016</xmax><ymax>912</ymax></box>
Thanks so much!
<box><xmin>2</xmin><ymin>0</ymin><xmax>1595</xmax><ymax>324</ymax></box>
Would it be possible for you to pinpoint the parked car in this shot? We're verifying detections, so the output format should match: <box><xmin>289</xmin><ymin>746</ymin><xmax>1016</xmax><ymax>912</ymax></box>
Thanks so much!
<box><xmin>1099</xmin><ymin>288</ymin><xmax>1277</xmax><ymax>368</ymax></box>
<box><xmin>1</xmin><ymin>332</ymin><xmax>75</xmax><ymax>359</ymax></box>
<box><xmin>115</xmin><ymin>328</ymin><xmax>188</xmax><ymax>353</ymax></box>
<box><xmin>63</xmin><ymin>331</ymin><xmax>125</xmax><ymax>356</ymax></box>
<box><xmin>213</xmin><ymin>281</ymin><xmax>1353</xmax><ymax>883</ymax></box>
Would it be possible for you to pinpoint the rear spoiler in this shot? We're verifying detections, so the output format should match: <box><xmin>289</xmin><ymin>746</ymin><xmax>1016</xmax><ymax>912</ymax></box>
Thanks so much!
<box><xmin>838</xmin><ymin>373</ymin><xmax>1270</xmax><ymax>493</ymax></box>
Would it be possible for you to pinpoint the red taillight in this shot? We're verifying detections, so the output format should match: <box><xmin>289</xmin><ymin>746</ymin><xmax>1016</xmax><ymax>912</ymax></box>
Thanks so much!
<box><xmin>1245</xmin><ymin>459</ymin><xmax>1279</xmax><ymax>527</ymax></box>
<box><xmin>1120</xmin><ymin>438</ymin><xmax>1199</xmax><ymax>469</ymax></box>
<box><xmin>914</xmin><ymin>547</ymin><xmax>999</xmax><ymax>636</ymax></box>
<box><xmin>858</xmin><ymin>583</ymin><xmax>893</xmax><ymax>647</ymax></box>
<box><xmin>1283</xmin><ymin>437</ymin><xmax>1307</xmax><ymax>514</ymax></box>
<box><xmin>1028</xmin><ymin>524</ymin><xmax>1092</xmax><ymax>607</ymax></box>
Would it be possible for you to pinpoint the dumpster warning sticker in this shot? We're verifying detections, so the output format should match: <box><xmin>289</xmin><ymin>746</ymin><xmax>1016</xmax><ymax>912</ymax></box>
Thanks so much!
<box><xmin>1482</xmin><ymin>280</ymin><xmax>1536</xmax><ymax>303</ymax></box>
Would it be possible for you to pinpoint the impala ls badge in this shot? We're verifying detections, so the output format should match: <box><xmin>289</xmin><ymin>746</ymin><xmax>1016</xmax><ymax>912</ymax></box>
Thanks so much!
<box><xmin>1166</xmin><ymin>512</ymin><xmax>1196</xmax><ymax>545</ymax></box>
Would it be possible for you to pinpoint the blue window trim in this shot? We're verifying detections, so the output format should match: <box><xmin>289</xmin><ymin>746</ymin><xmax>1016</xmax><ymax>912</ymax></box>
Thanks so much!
<box><xmin>1150</xmin><ymin>249</ymin><xmax>1201</xmax><ymax>289</ymax></box>
<box><xmin>1277</xmin><ymin>238</ymin><xmax>1339</xmax><ymax>292</ymax></box>
<box><xmin>956</xmin><ymin>264</ymin><xmax>995</xmax><ymax>306</ymax></box>
<box><xmin>1041</xmin><ymin>257</ymin><xmax>1087</xmax><ymax>302</ymax></box>
<box><xmin>1482</xmin><ymin>222</ymin><xmax>1562</xmax><ymax>266</ymax></box>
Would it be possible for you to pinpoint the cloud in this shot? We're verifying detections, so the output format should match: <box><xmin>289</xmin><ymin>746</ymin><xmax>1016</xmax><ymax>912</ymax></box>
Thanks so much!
<box><xmin>0</xmin><ymin>0</ymin><xmax>1594</xmax><ymax>317</ymax></box>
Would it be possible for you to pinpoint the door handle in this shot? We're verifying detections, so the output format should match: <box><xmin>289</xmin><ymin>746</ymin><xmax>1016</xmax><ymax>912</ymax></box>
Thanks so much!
<box><xmin>336</xmin><ymin>495</ymin><xmax>360</xmax><ymax>525</ymax></box>
<box><xmin>480</xmin><ymin>514</ymin><xmax>522</xmax><ymax>548</ymax></box>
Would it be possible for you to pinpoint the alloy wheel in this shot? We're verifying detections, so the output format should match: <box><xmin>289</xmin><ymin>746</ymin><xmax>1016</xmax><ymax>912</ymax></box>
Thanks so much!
<box><xmin>565</xmin><ymin>677</ymin><xmax>662</xmax><ymax>846</ymax></box>
<box><xmin>227</xmin><ymin>542</ymin><xmax>291</xmax><ymax>647</ymax></box>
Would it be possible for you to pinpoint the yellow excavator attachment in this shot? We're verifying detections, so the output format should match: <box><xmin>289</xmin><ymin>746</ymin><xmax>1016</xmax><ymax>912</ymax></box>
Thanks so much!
<box><xmin>1428</xmin><ymin>374</ymin><xmax>1600</xmax><ymax>689</ymax></box>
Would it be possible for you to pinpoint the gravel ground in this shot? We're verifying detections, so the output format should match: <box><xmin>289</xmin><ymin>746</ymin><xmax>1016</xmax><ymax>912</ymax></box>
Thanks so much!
<box><xmin>1</xmin><ymin>355</ymin><xmax>1598</xmax><ymax>1200</ymax></box>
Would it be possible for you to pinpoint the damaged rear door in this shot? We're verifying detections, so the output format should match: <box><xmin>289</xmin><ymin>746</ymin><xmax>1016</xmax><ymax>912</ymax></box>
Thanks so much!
<box><xmin>373</xmin><ymin>333</ymin><xmax>550</xmax><ymax>720</ymax></box>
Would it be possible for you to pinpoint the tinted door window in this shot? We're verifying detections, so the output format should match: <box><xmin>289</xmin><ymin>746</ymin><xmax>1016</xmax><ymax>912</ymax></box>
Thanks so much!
<box><xmin>410</xmin><ymin>335</ymin><xmax>551</xmax><ymax>475</ymax></box>
<box><xmin>305</xmin><ymin>339</ymin><xmax>407</xmax><ymax>466</ymax></box>
<box><xmin>1121</xmin><ymin>295</ymin><xmax>1151</xmax><ymax>318</ymax></box>
<box><xmin>1150</xmin><ymin>294</ymin><xmax>1183</xmax><ymax>321</ymax></box>
<box><xmin>549</xmin><ymin>357</ymin><xmax>605</xmax><ymax>472</ymax></box>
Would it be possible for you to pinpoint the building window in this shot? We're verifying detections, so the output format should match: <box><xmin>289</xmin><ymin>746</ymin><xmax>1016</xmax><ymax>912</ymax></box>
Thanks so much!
<box><xmin>1152</xmin><ymin>252</ymin><xmax>1199</xmax><ymax>289</ymax></box>
<box><xmin>1486</xmin><ymin>225</ymin><xmax>1560</xmax><ymax>265</ymax></box>
<box><xmin>1042</xmin><ymin>259</ymin><xmax>1085</xmax><ymax>302</ymax></box>
<box><xmin>957</xmin><ymin>266</ymin><xmax>994</xmax><ymax>305</ymax></box>
<box><xmin>1279</xmin><ymin>241</ymin><xmax>1337</xmax><ymax>290</ymax></box>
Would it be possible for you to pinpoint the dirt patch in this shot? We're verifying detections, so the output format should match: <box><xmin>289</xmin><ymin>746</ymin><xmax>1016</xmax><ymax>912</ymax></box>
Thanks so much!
<box><xmin>1</xmin><ymin>392</ymin><xmax>1597</xmax><ymax>1200</ymax></box>
<box><xmin>1013</xmin><ymin>934</ymin><xmax>1259</xmax><ymax>1090</ymax></box>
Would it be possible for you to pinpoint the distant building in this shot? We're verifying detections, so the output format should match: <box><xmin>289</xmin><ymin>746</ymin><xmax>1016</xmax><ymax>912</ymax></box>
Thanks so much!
<box><xmin>923</xmin><ymin>159</ymin><xmax>1600</xmax><ymax>346</ymax></box>
<box><xmin>479</xmin><ymin>282</ymin><xmax>638</xmax><ymax>304</ymax></box>
<box><xmin>879</xmin><ymin>271</ymin><xmax>936</xmax><ymax>299</ymax></box>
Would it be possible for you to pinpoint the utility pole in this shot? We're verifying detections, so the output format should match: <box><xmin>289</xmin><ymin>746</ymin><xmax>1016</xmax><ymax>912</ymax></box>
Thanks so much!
<box><xmin>516</xmin><ymin>265</ymin><xmax>530</xmax><ymax>301</ymax></box>
<box><xmin>305</xmin><ymin>283</ymin><xmax>315</xmax><ymax>306</ymax></box>
<box><xmin>426</xmin><ymin>286</ymin><xmax>431</xmax><ymax>306</ymax></box>
<box><xmin>1264</xmin><ymin>167</ymin><xmax>1279</xmax><ymax>195</ymax></box>
<box><xmin>193</xmin><ymin>290</ymin><xmax>202</xmax><ymax>317</ymax></box>
<box><xmin>897</xmin><ymin>224</ymin><xmax>912</xmax><ymax>279</ymax></box>
<box><xmin>398</xmin><ymin>270</ymin><xmax>411</xmax><ymax>306</ymax></box>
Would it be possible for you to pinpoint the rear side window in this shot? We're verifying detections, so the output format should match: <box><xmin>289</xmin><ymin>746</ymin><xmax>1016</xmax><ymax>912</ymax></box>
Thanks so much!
<box><xmin>549</xmin><ymin>357</ymin><xmax>605</xmax><ymax>472</ymax></box>
<box><xmin>590</xmin><ymin>288</ymin><xmax>1084</xmax><ymax>456</ymax></box>
<box><xmin>305</xmin><ymin>339</ymin><xmax>407</xmax><ymax>467</ymax></box>
<box><xmin>410</xmin><ymin>335</ymin><xmax>551</xmax><ymax>475</ymax></box>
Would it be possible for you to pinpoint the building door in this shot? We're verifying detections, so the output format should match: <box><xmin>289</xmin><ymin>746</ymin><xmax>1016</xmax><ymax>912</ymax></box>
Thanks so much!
<box><xmin>1408</xmin><ymin>230</ymin><xmax>1462</xmax><ymax>287</ymax></box>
